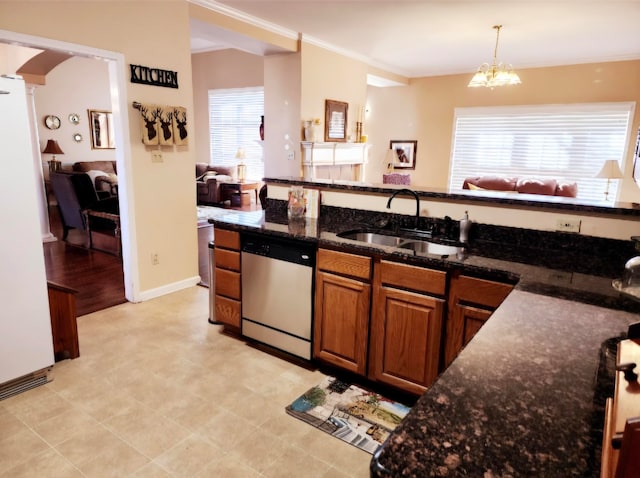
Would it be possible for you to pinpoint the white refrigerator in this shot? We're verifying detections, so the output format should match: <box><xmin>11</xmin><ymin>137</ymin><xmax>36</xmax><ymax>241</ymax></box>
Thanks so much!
<box><xmin>0</xmin><ymin>76</ymin><xmax>54</xmax><ymax>395</ymax></box>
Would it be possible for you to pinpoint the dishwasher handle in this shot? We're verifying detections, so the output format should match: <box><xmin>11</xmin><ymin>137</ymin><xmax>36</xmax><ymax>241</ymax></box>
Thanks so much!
<box><xmin>241</xmin><ymin>236</ymin><xmax>315</xmax><ymax>267</ymax></box>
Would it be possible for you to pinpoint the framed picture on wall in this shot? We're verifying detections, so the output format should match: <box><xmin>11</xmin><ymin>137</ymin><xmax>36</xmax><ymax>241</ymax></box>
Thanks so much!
<box><xmin>324</xmin><ymin>99</ymin><xmax>348</xmax><ymax>142</ymax></box>
<box><xmin>390</xmin><ymin>140</ymin><xmax>417</xmax><ymax>170</ymax></box>
<box><xmin>88</xmin><ymin>109</ymin><xmax>115</xmax><ymax>150</ymax></box>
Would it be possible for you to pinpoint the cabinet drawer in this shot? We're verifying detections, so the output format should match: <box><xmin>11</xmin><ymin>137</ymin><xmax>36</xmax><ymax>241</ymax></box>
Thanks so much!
<box><xmin>215</xmin><ymin>228</ymin><xmax>240</xmax><ymax>250</ymax></box>
<box><xmin>379</xmin><ymin>260</ymin><xmax>446</xmax><ymax>296</ymax></box>
<box><xmin>215</xmin><ymin>249</ymin><xmax>240</xmax><ymax>271</ymax></box>
<box><xmin>453</xmin><ymin>275</ymin><xmax>513</xmax><ymax>308</ymax></box>
<box><xmin>215</xmin><ymin>268</ymin><xmax>240</xmax><ymax>299</ymax></box>
<box><xmin>317</xmin><ymin>248</ymin><xmax>371</xmax><ymax>280</ymax></box>
<box><xmin>215</xmin><ymin>295</ymin><xmax>241</xmax><ymax>329</ymax></box>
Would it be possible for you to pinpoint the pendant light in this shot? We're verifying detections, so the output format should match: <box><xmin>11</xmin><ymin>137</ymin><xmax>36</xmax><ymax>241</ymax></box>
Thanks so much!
<box><xmin>468</xmin><ymin>25</ymin><xmax>521</xmax><ymax>89</ymax></box>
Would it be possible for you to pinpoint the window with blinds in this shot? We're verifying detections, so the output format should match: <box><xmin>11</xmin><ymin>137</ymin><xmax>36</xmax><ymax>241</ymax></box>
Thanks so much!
<box><xmin>449</xmin><ymin>102</ymin><xmax>635</xmax><ymax>201</ymax></box>
<box><xmin>208</xmin><ymin>87</ymin><xmax>264</xmax><ymax>181</ymax></box>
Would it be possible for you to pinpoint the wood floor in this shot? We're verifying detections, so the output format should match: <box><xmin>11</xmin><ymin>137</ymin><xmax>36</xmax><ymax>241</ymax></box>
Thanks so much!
<box><xmin>43</xmin><ymin>206</ymin><xmax>126</xmax><ymax>317</ymax></box>
<box><xmin>43</xmin><ymin>200</ymin><xmax>261</xmax><ymax>317</ymax></box>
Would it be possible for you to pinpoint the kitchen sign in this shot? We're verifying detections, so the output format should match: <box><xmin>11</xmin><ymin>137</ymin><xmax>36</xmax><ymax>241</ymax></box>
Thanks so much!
<box><xmin>130</xmin><ymin>64</ymin><xmax>178</xmax><ymax>89</ymax></box>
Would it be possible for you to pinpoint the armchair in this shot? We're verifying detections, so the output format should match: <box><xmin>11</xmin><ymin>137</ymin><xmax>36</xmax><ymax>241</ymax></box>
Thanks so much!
<box><xmin>50</xmin><ymin>172</ymin><xmax>120</xmax><ymax>255</ymax></box>
<box><xmin>196</xmin><ymin>163</ymin><xmax>235</xmax><ymax>205</ymax></box>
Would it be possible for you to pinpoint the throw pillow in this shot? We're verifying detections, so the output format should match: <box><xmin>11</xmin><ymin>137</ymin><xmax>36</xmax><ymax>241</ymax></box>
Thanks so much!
<box><xmin>85</xmin><ymin>169</ymin><xmax>108</xmax><ymax>186</ymax></box>
<box><xmin>197</xmin><ymin>171</ymin><xmax>217</xmax><ymax>181</ymax></box>
<box><xmin>467</xmin><ymin>183</ymin><xmax>486</xmax><ymax>191</ymax></box>
<box><xmin>214</xmin><ymin>174</ymin><xmax>233</xmax><ymax>182</ymax></box>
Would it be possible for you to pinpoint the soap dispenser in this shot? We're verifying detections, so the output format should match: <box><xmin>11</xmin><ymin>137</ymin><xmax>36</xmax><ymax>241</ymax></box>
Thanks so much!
<box><xmin>459</xmin><ymin>211</ymin><xmax>471</xmax><ymax>243</ymax></box>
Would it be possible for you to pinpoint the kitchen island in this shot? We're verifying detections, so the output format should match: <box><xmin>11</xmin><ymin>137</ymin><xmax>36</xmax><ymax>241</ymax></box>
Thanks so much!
<box><xmin>209</xmin><ymin>180</ymin><xmax>640</xmax><ymax>477</ymax></box>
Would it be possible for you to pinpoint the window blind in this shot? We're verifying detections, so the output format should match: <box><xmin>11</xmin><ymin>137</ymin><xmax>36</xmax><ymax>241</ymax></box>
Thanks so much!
<box><xmin>208</xmin><ymin>87</ymin><xmax>264</xmax><ymax>181</ymax></box>
<box><xmin>449</xmin><ymin>102</ymin><xmax>635</xmax><ymax>201</ymax></box>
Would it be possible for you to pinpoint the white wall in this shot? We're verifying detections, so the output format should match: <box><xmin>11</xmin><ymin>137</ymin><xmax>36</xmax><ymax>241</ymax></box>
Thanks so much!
<box><xmin>34</xmin><ymin>56</ymin><xmax>112</xmax><ymax>176</ymax></box>
<box><xmin>264</xmin><ymin>51</ymin><xmax>301</xmax><ymax>177</ymax></box>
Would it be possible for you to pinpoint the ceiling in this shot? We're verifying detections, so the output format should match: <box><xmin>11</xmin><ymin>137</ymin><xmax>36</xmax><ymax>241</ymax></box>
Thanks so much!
<box><xmin>190</xmin><ymin>0</ymin><xmax>640</xmax><ymax>78</ymax></box>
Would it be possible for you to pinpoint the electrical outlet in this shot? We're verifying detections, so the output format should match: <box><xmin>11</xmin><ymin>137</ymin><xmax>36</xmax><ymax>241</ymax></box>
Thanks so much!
<box><xmin>151</xmin><ymin>253</ymin><xmax>159</xmax><ymax>265</ymax></box>
<box><xmin>151</xmin><ymin>151</ymin><xmax>163</xmax><ymax>163</ymax></box>
<box><xmin>287</xmin><ymin>151</ymin><xmax>295</xmax><ymax>161</ymax></box>
<box><xmin>555</xmin><ymin>217</ymin><xmax>581</xmax><ymax>233</ymax></box>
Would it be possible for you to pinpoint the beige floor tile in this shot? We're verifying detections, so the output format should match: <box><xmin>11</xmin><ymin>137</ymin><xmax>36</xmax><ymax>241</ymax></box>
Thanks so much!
<box><xmin>1</xmin><ymin>287</ymin><xmax>372</xmax><ymax>478</ymax></box>
<box><xmin>0</xmin><ymin>407</ymin><xmax>29</xmax><ymax>441</ymax></box>
<box><xmin>0</xmin><ymin>428</ymin><xmax>51</xmax><ymax>473</ymax></box>
<box><xmin>55</xmin><ymin>423</ymin><xmax>126</xmax><ymax>468</ymax></box>
<box><xmin>76</xmin><ymin>436</ymin><xmax>149</xmax><ymax>478</ymax></box>
<box><xmin>32</xmin><ymin>407</ymin><xmax>99</xmax><ymax>446</ymax></box>
<box><xmin>0</xmin><ymin>448</ymin><xmax>83</xmax><ymax>478</ymax></box>
<box><xmin>131</xmin><ymin>461</ymin><xmax>172</xmax><ymax>477</ymax></box>
<box><xmin>262</xmin><ymin>444</ymin><xmax>332</xmax><ymax>478</ymax></box>
<box><xmin>226</xmin><ymin>427</ymin><xmax>289</xmax><ymax>473</ymax></box>
<box><xmin>153</xmin><ymin>434</ymin><xmax>220</xmax><ymax>478</ymax></box>
<box><xmin>196</xmin><ymin>409</ymin><xmax>257</xmax><ymax>451</ymax></box>
<box><xmin>195</xmin><ymin>453</ymin><xmax>261</xmax><ymax>478</ymax></box>
<box><xmin>103</xmin><ymin>402</ymin><xmax>191</xmax><ymax>459</ymax></box>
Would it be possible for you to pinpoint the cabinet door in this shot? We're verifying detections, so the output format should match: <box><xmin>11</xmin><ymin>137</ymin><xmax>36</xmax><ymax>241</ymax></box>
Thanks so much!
<box><xmin>314</xmin><ymin>270</ymin><xmax>370</xmax><ymax>375</ymax></box>
<box><xmin>370</xmin><ymin>286</ymin><xmax>444</xmax><ymax>395</ymax></box>
<box><xmin>444</xmin><ymin>275</ymin><xmax>513</xmax><ymax>367</ymax></box>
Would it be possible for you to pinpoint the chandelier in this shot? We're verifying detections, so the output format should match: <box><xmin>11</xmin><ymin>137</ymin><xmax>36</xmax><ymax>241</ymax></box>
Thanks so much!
<box><xmin>468</xmin><ymin>25</ymin><xmax>521</xmax><ymax>88</ymax></box>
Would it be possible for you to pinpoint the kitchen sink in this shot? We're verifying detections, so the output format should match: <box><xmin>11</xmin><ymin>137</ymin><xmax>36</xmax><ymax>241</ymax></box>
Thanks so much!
<box><xmin>337</xmin><ymin>229</ymin><xmax>463</xmax><ymax>257</ymax></box>
<box><xmin>337</xmin><ymin>231</ymin><xmax>406</xmax><ymax>247</ymax></box>
<box><xmin>398</xmin><ymin>240</ymin><xmax>462</xmax><ymax>256</ymax></box>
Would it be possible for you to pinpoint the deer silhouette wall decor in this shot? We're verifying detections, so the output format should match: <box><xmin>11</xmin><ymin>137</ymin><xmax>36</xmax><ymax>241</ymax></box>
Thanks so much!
<box><xmin>139</xmin><ymin>105</ymin><xmax>161</xmax><ymax>145</ymax></box>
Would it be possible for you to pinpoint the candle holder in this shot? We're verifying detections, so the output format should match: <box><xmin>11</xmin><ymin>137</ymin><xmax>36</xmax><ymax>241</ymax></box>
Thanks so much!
<box><xmin>355</xmin><ymin>122</ymin><xmax>363</xmax><ymax>143</ymax></box>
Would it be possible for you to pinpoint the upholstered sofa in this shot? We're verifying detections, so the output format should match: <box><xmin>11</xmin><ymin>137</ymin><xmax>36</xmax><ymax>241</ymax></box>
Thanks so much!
<box><xmin>462</xmin><ymin>176</ymin><xmax>578</xmax><ymax>198</ymax></box>
<box><xmin>72</xmin><ymin>161</ymin><xmax>118</xmax><ymax>196</ymax></box>
<box><xmin>196</xmin><ymin>163</ymin><xmax>235</xmax><ymax>205</ymax></box>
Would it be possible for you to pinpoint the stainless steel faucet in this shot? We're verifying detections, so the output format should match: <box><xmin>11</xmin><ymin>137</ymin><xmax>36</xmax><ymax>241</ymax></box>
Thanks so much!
<box><xmin>386</xmin><ymin>188</ymin><xmax>420</xmax><ymax>230</ymax></box>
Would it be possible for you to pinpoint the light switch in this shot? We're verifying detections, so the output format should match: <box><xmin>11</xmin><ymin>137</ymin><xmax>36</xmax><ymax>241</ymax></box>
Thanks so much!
<box><xmin>151</xmin><ymin>151</ymin><xmax>163</xmax><ymax>163</ymax></box>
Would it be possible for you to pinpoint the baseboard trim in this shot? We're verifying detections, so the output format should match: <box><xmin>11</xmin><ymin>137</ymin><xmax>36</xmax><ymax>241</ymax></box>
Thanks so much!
<box><xmin>137</xmin><ymin>276</ymin><xmax>201</xmax><ymax>302</ymax></box>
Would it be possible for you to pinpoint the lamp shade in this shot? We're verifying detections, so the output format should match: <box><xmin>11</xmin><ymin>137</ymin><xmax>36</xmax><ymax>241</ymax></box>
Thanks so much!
<box><xmin>596</xmin><ymin>160</ymin><xmax>623</xmax><ymax>179</ymax></box>
<box><xmin>235</xmin><ymin>147</ymin><xmax>246</xmax><ymax>160</ymax></box>
<box><xmin>42</xmin><ymin>139</ymin><xmax>64</xmax><ymax>155</ymax></box>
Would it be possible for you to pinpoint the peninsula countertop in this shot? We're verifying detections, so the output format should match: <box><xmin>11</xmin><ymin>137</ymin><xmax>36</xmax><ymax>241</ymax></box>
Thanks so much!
<box><xmin>208</xmin><ymin>210</ymin><xmax>640</xmax><ymax>477</ymax></box>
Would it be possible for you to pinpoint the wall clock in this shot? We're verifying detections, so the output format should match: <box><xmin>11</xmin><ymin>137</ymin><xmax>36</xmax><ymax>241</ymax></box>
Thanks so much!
<box><xmin>69</xmin><ymin>113</ymin><xmax>80</xmax><ymax>125</ymax></box>
<box><xmin>44</xmin><ymin>115</ymin><xmax>61</xmax><ymax>130</ymax></box>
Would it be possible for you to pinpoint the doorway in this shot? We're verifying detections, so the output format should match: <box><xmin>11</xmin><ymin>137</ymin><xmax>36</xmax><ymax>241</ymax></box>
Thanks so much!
<box><xmin>0</xmin><ymin>30</ymin><xmax>136</xmax><ymax>306</ymax></box>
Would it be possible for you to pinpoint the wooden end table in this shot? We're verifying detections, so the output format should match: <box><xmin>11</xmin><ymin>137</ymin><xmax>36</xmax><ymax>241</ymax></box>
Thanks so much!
<box><xmin>220</xmin><ymin>181</ymin><xmax>261</xmax><ymax>205</ymax></box>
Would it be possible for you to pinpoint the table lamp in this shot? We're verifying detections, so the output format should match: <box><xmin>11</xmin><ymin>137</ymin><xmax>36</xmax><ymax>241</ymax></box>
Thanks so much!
<box><xmin>235</xmin><ymin>147</ymin><xmax>246</xmax><ymax>181</ymax></box>
<box><xmin>596</xmin><ymin>159</ymin><xmax>623</xmax><ymax>201</ymax></box>
<box><xmin>43</xmin><ymin>139</ymin><xmax>64</xmax><ymax>172</ymax></box>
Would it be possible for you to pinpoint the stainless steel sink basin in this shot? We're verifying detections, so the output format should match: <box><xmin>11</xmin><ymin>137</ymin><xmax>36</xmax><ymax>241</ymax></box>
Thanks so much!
<box><xmin>398</xmin><ymin>240</ymin><xmax>462</xmax><ymax>256</ymax></box>
<box><xmin>337</xmin><ymin>230</ymin><xmax>463</xmax><ymax>257</ymax></box>
<box><xmin>337</xmin><ymin>231</ymin><xmax>405</xmax><ymax>247</ymax></box>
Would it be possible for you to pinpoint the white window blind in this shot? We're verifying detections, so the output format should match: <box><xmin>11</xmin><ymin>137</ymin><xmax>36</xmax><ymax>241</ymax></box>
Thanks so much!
<box><xmin>449</xmin><ymin>102</ymin><xmax>635</xmax><ymax>201</ymax></box>
<box><xmin>208</xmin><ymin>87</ymin><xmax>264</xmax><ymax>181</ymax></box>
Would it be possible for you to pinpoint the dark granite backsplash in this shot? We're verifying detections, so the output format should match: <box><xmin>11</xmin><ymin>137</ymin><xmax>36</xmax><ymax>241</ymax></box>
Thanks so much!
<box><xmin>266</xmin><ymin>200</ymin><xmax>637</xmax><ymax>280</ymax></box>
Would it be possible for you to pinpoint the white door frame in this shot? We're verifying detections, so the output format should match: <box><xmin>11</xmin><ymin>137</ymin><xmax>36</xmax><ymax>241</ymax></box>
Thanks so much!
<box><xmin>0</xmin><ymin>28</ymin><xmax>140</xmax><ymax>303</ymax></box>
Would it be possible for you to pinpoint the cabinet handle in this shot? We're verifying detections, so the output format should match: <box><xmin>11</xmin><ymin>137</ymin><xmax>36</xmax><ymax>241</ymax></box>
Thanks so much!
<box><xmin>616</xmin><ymin>362</ymin><xmax>638</xmax><ymax>382</ymax></box>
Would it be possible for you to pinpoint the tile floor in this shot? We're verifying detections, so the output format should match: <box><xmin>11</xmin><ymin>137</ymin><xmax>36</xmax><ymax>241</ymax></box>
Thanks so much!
<box><xmin>0</xmin><ymin>287</ymin><xmax>371</xmax><ymax>477</ymax></box>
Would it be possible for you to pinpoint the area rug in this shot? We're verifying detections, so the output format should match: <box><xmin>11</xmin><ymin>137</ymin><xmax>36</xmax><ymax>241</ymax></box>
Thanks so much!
<box><xmin>285</xmin><ymin>376</ymin><xmax>411</xmax><ymax>454</ymax></box>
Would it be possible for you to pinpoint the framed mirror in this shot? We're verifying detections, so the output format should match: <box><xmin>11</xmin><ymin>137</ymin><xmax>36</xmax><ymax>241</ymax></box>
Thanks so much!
<box><xmin>88</xmin><ymin>109</ymin><xmax>115</xmax><ymax>149</ymax></box>
<box><xmin>324</xmin><ymin>99</ymin><xmax>348</xmax><ymax>142</ymax></box>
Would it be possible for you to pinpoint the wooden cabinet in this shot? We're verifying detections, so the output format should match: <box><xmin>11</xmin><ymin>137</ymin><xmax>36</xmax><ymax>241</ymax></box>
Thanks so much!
<box><xmin>47</xmin><ymin>281</ymin><xmax>79</xmax><ymax>361</ymax></box>
<box><xmin>444</xmin><ymin>273</ymin><xmax>513</xmax><ymax>368</ymax></box>
<box><xmin>601</xmin><ymin>338</ymin><xmax>640</xmax><ymax>477</ymax></box>
<box><xmin>213</xmin><ymin>228</ymin><xmax>241</xmax><ymax>330</ymax></box>
<box><xmin>314</xmin><ymin>249</ymin><xmax>371</xmax><ymax>375</ymax></box>
<box><xmin>370</xmin><ymin>261</ymin><xmax>446</xmax><ymax>395</ymax></box>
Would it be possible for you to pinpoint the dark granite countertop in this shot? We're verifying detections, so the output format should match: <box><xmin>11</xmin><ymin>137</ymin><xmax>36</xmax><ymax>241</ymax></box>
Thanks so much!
<box><xmin>208</xmin><ymin>209</ymin><xmax>640</xmax><ymax>476</ymax></box>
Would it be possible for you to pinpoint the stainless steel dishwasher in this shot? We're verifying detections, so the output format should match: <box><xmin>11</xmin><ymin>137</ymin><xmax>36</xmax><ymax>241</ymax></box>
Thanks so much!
<box><xmin>241</xmin><ymin>234</ymin><xmax>315</xmax><ymax>360</ymax></box>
